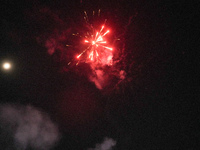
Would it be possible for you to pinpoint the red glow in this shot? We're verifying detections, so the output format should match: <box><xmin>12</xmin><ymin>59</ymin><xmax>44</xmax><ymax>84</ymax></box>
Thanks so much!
<box><xmin>77</xmin><ymin>54</ymin><xmax>81</xmax><ymax>58</ymax></box>
<box><xmin>77</xmin><ymin>25</ymin><xmax>113</xmax><ymax>65</ymax></box>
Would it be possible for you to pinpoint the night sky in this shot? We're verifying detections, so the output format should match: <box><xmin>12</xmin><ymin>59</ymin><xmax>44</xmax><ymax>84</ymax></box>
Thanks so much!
<box><xmin>0</xmin><ymin>0</ymin><xmax>198</xmax><ymax>150</ymax></box>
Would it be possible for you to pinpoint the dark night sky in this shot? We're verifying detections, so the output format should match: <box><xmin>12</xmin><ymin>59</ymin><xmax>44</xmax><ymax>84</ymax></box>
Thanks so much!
<box><xmin>0</xmin><ymin>0</ymin><xmax>198</xmax><ymax>149</ymax></box>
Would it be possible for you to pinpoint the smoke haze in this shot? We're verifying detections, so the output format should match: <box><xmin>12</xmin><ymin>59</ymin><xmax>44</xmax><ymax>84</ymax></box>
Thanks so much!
<box><xmin>88</xmin><ymin>137</ymin><xmax>116</xmax><ymax>150</ymax></box>
<box><xmin>0</xmin><ymin>104</ymin><xmax>60</xmax><ymax>150</ymax></box>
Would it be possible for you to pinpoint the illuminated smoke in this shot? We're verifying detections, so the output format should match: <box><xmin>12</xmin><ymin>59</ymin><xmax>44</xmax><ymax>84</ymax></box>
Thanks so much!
<box><xmin>89</xmin><ymin>69</ymin><xmax>126</xmax><ymax>90</ymax></box>
<box><xmin>89</xmin><ymin>70</ymin><xmax>107</xmax><ymax>90</ymax></box>
<box><xmin>119</xmin><ymin>70</ymin><xmax>126</xmax><ymax>80</ymax></box>
<box><xmin>88</xmin><ymin>137</ymin><xmax>116</xmax><ymax>150</ymax></box>
<box><xmin>45</xmin><ymin>38</ymin><xmax>57</xmax><ymax>55</ymax></box>
<box><xmin>0</xmin><ymin>104</ymin><xmax>60</xmax><ymax>150</ymax></box>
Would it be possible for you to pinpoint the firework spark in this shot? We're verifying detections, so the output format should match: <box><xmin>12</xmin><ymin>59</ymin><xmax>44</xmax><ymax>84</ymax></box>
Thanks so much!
<box><xmin>66</xmin><ymin>10</ymin><xmax>114</xmax><ymax>66</ymax></box>
<box><xmin>77</xmin><ymin>25</ymin><xmax>113</xmax><ymax>65</ymax></box>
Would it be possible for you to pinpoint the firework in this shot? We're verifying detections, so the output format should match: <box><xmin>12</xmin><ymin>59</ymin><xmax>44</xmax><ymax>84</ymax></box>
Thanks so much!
<box><xmin>78</xmin><ymin>25</ymin><xmax>113</xmax><ymax>64</ymax></box>
<box><xmin>44</xmin><ymin>9</ymin><xmax>132</xmax><ymax>90</ymax></box>
<box><xmin>68</xmin><ymin>10</ymin><xmax>113</xmax><ymax>66</ymax></box>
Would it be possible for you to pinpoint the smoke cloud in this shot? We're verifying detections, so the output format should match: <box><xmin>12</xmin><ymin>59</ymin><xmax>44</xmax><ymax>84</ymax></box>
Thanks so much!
<box><xmin>0</xmin><ymin>104</ymin><xmax>60</xmax><ymax>150</ymax></box>
<box><xmin>88</xmin><ymin>137</ymin><xmax>116</xmax><ymax>150</ymax></box>
<box><xmin>89</xmin><ymin>70</ymin><xmax>108</xmax><ymax>90</ymax></box>
<box><xmin>89</xmin><ymin>68</ymin><xmax>126</xmax><ymax>90</ymax></box>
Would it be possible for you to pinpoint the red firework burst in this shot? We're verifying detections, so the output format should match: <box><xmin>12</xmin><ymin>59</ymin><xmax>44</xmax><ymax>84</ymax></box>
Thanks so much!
<box><xmin>77</xmin><ymin>25</ymin><xmax>113</xmax><ymax>65</ymax></box>
<box><xmin>66</xmin><ymin>10</ymin><xmax>114</xmax><ymax>67</ymax></box>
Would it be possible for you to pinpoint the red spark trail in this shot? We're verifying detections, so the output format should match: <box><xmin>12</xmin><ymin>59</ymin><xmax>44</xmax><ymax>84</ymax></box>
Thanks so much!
<box><xmin>76</xmin><ymin>25</ymin><xmax>113</xmax><ymax>65</ymax></box>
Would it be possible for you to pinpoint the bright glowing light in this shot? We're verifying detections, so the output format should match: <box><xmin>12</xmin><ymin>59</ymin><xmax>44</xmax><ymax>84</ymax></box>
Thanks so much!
<box><xmin>2</xmin><ymin>62</ymin><xmax>11</xmax><ymax>70</ymax></box>
<box><xmin>77</xmin><ymin>24</ymin><xmax>113</xmax><ymax>64</ymax></box>
<box><xmin>66</xmin><ymin>10</ymin><xmax>114</xmax><ymax>67</ymax></box>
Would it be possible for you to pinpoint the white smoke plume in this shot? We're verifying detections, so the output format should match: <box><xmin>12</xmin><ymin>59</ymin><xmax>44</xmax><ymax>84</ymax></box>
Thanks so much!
<box><xmin>0</xmin><ymin>104</ymin><xmax>60</xmax><ymax>150</ymax></box>
<box><xmin>88</xmin><ymin>137</ymin><xmax>116</xmax><ymax>150</ymax></box>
